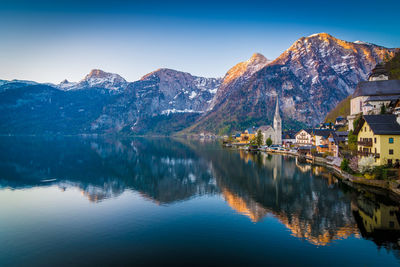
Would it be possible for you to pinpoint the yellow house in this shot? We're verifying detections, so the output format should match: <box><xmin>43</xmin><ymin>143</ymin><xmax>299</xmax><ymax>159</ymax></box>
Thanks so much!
<box><xmin>354</xmin><ymin>114</ymin><xmax>400</xmax><ymax>166</ymax></box>
<box><xmin>236</xmin><ymin>128</ymin><xmax>256</xmax><ymax>144</ymax></box>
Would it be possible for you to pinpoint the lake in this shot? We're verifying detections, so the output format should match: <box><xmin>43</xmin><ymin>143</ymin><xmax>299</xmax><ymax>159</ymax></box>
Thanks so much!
<box><xmin>0</xmin><ymin>136</ymin><xmax>399</xmax><ymax>266</ymax></box>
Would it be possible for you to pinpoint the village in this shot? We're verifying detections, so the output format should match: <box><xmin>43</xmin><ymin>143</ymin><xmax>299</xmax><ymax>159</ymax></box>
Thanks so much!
<box><xmin>223</xmin><ymin>63</ymin><xmax>400</xmax><ymax>189</ymax></box>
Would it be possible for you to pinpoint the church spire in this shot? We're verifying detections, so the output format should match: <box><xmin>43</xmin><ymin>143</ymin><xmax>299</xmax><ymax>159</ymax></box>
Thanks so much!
<box><xmin>273</xmin><ymin>95</ymin><xmax>282</xmax><ymax>145</ymax></box>
<box><xmin>274</xmin><ymin>96</ymin><xmax>281</xmax><ymax>120</ymax></box>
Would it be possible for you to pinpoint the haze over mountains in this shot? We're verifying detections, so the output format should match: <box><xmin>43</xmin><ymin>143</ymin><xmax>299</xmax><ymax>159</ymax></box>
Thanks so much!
<box><xmin>0</xmin><ymin>33</ymin><xmax>397</xmax><ymax>135</ymax></box>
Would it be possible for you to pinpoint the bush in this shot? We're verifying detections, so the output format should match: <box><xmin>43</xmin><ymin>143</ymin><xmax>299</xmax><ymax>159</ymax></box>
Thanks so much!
<box><xmin>340</xmin><ymin>158</ymin><xmax>351</xmax><ymax>173</ymax></box>
<box><xmin>371</xmin><ymin>166</ymin><xmax>388</xmax><ymax>180</ymax></box>
<box><xmin>266</xmin><ymin>137</ymin><xmax>272</xmax><ymax>147</ymax></box>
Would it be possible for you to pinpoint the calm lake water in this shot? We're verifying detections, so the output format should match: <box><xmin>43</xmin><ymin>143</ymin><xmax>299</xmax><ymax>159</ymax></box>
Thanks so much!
<box><xmin>1</xmin><ymin>136</ymin><xmax>400</xmax><ymax>266</ymax></box>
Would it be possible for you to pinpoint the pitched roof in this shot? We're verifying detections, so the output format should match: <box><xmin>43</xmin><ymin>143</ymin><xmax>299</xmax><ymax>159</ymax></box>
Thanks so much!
<box><xmin>354</xmin><ymin>114</ymin><xmax>400</xmax><ymax>135</ymax></box>
<box><xmin>365</xmin><ymin>95</ymin><xmax>400</xmax><ymax>102</ymax></box>
<box><xmin>329</xmin><ymin>132</ymin><xmax>346</xmax><ymax>144</ymax></box>
<box><xmin>352</xmin><ymin>80</ymin><xmax>400</xmax><ymax>98</ymax></box>
<box><xmin>368</xmin><ymin>63</ymin><xmax>388</xmax><ymax>79</ymax></box>
<box><xmin>282</xmin><ymin>130</ymin><xmax>296</xmax><ymax>139</ymax></box>
<box><xmin>335</xmin><ymin>131</ymin><xmax>348</xmax><ymax>137</ymax></box>
<box><xmin>258</xmin><ymin>125</ymin><xmax>273</xmax><ymax>131</ymax></box>
<box><xmin>312</xmin><ymin>129</ymin><xmax>335</xmax><ymax>138</ymax></box>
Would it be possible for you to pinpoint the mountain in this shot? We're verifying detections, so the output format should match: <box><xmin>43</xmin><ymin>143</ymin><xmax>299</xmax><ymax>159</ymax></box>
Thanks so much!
<box><xmin>91</xmin><ymin>68</ymin><xmax>221</xmax><ymax>134</ymax></box>
<box><xmin>0</xmin><ymin>68</ymin><xmax>221</xmax><ymax>135</ymax></box>
<box><xmin>0</xmin><ymin>33</ymin><xmax>398</xmax><ymax>136</ymax></box>
<box><xmin>56</xmin><ymin>69</ymin><xmax>128</xmax><ymax>91</ymax></box>
<box><xmin>187</xmin><ymin>33</ymin><xmax>397</xmax><ymax>134</ymax></box>
<box><xmin>208</xmin><ymin>53</ymin><xmax>271</xmax><ymax>110</ymax></box>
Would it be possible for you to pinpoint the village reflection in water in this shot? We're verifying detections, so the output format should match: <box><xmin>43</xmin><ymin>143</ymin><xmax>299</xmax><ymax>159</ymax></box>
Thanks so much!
<box><xmin>0</xmin><ymin>136</ymin><xmax>400</xmax><ymax>253</ymax></box>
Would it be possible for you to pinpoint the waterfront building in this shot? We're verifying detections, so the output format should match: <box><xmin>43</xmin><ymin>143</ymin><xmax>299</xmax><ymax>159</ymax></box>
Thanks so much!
<box><xmin>327</xmin><ymin>132</ymin><xmax>346</xmax><ymax>157</ymax></box>
<box><xmin>282</xmin><ymin>130</ymin><xmax>297</xmax><ymax>148</ymax></box>
<box><xmin>312</xmin><ymin>129</ymin><xmax>335</xmax><ymax>151</ymax></box>
<box><xmin>347</xmin><ymin>64</ymin><xmax>400</xmax><ymax>130</ymax></box>
<box><xmin>236</xmin><ymin>128</ymin><xmax>256</xmax><ymax>144</ymax></box>
<box><xmin>295</xmin><ymin>129</ymin><xmax>313</xmax><ymax>145</ymax></box>
<box><xmin>354</xmin><ymin>114</ymin><xmax>400</xmax><ymax>166</ymax></box>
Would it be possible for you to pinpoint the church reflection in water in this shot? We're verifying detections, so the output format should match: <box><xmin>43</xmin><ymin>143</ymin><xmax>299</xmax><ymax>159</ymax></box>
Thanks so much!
<box><xmin>0</xmin><ymin>136</ymin><xmax>400</xmax><ymax>252</ymax></box>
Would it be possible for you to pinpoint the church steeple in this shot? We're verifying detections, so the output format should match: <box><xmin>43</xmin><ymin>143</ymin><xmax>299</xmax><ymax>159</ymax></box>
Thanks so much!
<box><xmin>273</xmin><ymin>96</ymin><xmax>282</xmax><ymax>145</ymax></box>
<box><xmin>274</xmin><ymin>96</ymin><xmax>281</xmax><ymax>120</ymax></box>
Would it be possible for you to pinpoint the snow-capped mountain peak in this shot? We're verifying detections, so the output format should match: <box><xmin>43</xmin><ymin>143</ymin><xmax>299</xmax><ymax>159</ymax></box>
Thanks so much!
<box><xmin>56</xmin><ymin>69</ymin><xmax>128</xmax><ymax>91</ymax></box>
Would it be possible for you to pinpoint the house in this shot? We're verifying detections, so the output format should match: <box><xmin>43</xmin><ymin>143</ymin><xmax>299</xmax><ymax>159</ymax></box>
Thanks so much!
<box><xmin>347</xmin><ymin>64</ymin><xmax>400</xmax><ymax>130</ymax></box>
<box><xmin>258</xmin><ymin>97</ymin><xmax>282</xmax><ymax>145</ymax></box>
<box><xmin>335</xmin><ymin>131</ymin><xmax>349</xmax><ymax>144</ymax></box>
<box><xmin>327</xmin><ymin>132</ymin><xmax>346</xmax><ymax>157</ymax></box>
<box><xmin>236</xmin><ymin>128</ymin><xmax>256</xmax><ymax>144</ymax></box>
<box><xmin>354</xmin><ymin>114</ymin><xmax>400</xmax><ymax>166</ymax></box>
<box><xmin>335</xmin><ymin>116</ymin><xmax>347</xmax><ymax>127</ymax></box>
<box><xmin>319</xmin><ymin>122</ymin><xmax>334</xmax><ymax>129</ymax></box>
<box><xmin>312</xmin><ymin>129</ymin><xmax>335</xmax><ymax>153</ymax></box>
<box><xmin>295</xmin><ymin>129</ymin><xmax>313</xmax><ymax>145</ymax></box>
<box><xmin>282</xmin><ymin>130</ymin><xmax>297</xmax><ymax>148</ymax></box>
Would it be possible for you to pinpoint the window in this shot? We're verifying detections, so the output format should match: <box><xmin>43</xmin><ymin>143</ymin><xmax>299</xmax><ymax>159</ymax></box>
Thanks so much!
<box><xmin>389</xmin><ymin>137</ymin><xmax>394</xmax><ymax>144</ymax></box>
<box><xmin>389</xmin><ymin>149</ymin><xmax>394</xmax><ymax>155</ymax></box>
<box><xmin>374</xmin><ymin>138</ymin><xmax>376</xmax><ymax>144</ymax></box>
<box><xmin>390</xmin><ymin>221</ymin><xmax>395</xmax><ymax>228</ymax></box>
<box><xmin>388</xmin><ymin>159</ymin><xmax>393</xmax><ymax>166</ymax></box>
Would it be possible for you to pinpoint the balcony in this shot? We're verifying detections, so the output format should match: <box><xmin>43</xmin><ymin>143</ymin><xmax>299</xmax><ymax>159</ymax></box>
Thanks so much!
<box><xmin>296</xmin><ymin>137</ymin><xmax>310</xmax><ymax>141</ymax></box>
<box><xmin>357</xmin><ymin>151</ymin><xmax>380</xmax><ymax>158</ymax></box>
<box><xmin>357</xmin><ymin>140</ymin><xmax>372</xmax><ymax>147</ymax></box>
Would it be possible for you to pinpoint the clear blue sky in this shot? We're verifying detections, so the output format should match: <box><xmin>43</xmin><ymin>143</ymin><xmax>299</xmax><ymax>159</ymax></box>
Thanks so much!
<box><xmin>0</xmin><ymin>0</ymin><xmax>399</xmax><ymax>83</ymax></box>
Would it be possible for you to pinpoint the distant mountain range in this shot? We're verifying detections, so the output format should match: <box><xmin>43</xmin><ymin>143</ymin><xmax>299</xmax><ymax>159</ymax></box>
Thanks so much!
<box><xmin>0</xmin><ymin>33</ymin><xmax>397</xmax><ymax>135</ymax></box>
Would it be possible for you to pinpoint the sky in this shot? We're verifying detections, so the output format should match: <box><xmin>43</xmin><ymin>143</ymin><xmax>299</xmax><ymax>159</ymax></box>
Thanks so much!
<box><xmin>0</xmin><ymin>0</ymin><xmax>400</xmax><ymax>83</ymax></box>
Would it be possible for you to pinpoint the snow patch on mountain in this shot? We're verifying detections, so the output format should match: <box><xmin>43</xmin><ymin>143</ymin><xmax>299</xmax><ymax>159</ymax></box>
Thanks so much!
<box><xmin>161</xmin><ymin>109</ymin><xmax>204</xmax><ymax>115</ymax></box>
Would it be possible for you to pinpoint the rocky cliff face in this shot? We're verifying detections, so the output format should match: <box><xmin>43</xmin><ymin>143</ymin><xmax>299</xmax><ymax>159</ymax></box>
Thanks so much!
<box><xmin>189</xmin><ymin>33</ymin><xmax>397</xmax><ymax>134</ymax></box>
<box><xmin>90</xmin><ymin>68</ymin><xmax>221</xmax><ymax>134</ymax></box>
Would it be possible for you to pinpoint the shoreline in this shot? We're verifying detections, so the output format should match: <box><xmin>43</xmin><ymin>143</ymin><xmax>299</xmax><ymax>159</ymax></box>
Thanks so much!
<box><xmin>231</xmin><ymin>145</ymin><xmax>400</xmax><ymax>203</ymax></box>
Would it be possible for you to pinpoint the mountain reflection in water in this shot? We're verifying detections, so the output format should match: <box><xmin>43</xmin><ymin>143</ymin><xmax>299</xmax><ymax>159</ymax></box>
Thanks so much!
<box><xmin>0</xmin><ymin>136</ymin><xmax>400</xmax><ymax>254</ymax></box>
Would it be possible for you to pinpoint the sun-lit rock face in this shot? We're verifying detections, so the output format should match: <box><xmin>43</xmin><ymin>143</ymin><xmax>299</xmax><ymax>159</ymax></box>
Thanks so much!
<box><xmin>188</xmin><ymin>33</ymin><xmax>397</xmax><ymax>133</ymax></box>
<box><xmin>222</xmin><ymin>53</ymin><xmax>271</xmax><ymax>85</ymax></box>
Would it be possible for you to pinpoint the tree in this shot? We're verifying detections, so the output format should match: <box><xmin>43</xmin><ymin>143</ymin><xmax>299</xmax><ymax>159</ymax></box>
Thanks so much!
<box><xmin>358</xmin><ymin>156</ymin><xmax>374</xmax><ymax>173</ymax></box>
<box><xmin>256</xmin><ymin>130</ymin><xmax>263</xmax><ymax>146</ymax></box>
<box><xmin>266</xmin><ymin>137</ymin><xmax>272</xmax><ymax>147</ymax></box>
<box><xmin>349</xmin><ymin>156</ymin><xmax>359</xmax><ymax>173</ymax></box>
<box><xmin>353</xmin><ymin>116</ymin><xmax>361</xmax><ymax>131</ymax></box>
<box><xmin>348</xmin><ymin>130</ymin><xmax>358</xmax><ymax>152</ymax></box>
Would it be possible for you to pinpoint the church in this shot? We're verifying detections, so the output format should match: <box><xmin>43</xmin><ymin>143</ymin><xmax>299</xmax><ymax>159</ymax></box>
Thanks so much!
<box><xmin>258</xmin><ymin>97</ymin><xmax>282</xmax><ymax>145</ymax></box>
